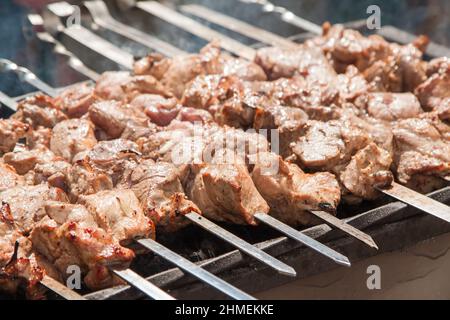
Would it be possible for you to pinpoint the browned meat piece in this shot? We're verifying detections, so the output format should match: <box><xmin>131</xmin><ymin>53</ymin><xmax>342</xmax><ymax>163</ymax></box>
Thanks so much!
<box><xmin>251</xmin><ymin>152</ymin><xmax>340</xmax><ymax>226</ymax></box>
<box><xmin>0</xmin><ymin>163</ymin><xmax>24</xmax><ymax>191</ymax></box>
<box><xmin>75</xmin><ymin>139</ymin><xmax>140</xmax><ymax>186</ymax></box>
<box><xmin>176</xmin><ymin>107</ymin><xmax>213</xmax><ymax>124</ymax></box>
<box><xmin>3</xmin><ymin>144</ymin><xmax>56</xmax><ymax>175</ymax></box>
<box><xmin>292</xmin><ymin>120</ymin><xmax>369</xmax><ymax>171</ymax></box>
<box><xmin>135</xmin><ymin>42</ymin><xmax>265</xmax><ymax>98</ymax></box>
<box><xmin>0</xmin><ymin>119</ymin><xmax>30</xmax><ymax>153</ymax></box>
<box><xmin>88</xmin><ymin>100</ymin><xmax>156</xmax><ymax>140</ymax></box>
<box><xmin>94</xmin><ymin>71</ymin><xmax>170</xmax><ymax>102</ymax></box>
<box><xmin>254</xmin><ymin>44</ymin><xmax>336</xmax><ymax>82</ymax></box>
<box><xmin>78</xmin><ymin>189</ymin><xmax>154</xmax><ymax>244</ymax></box>
<box><xmin>415</xmin><ymin>67</ymin><xmax>450</xmax><ymax>120</ymax></box>
<box><xmin>252</xmin><ymin>77</ymin><xmax>340</xmax><ymax>119</ymax></box>
<box><xmin>50</xmin><ymin>119</ymin><xmax>97</xmax><ymax>162</ymax></box>
<box><xmin>30</xmin><ymin>202</ymin><xmax>135</xmax><ymax>290</ymax></box>
<box><xmin>1</xmin><ymin>203</ymin><xmax>45</xmax><ymax>299</ymax></box>
<box><xmin>54</xmin><ymin>82</ymin><xmax>97</xmax><ymax>118</ymax></box>
<box><xmin>130</xmin><ymin>94</ymin><xmax>180</xmax><ymax>126</ymax></box>
<box><xmin>426</xmin><ymin>57</ymin><xmax>450</xmax><ymax>76</ymax></box>
<box><xmin>335</xmin><ymin>65</ymin><xmax>372</xmax><ymax>102</ymax></box>
<box><xmin>340</xmin><ymin>143</ymin><xmax>393</xmax><ymax>200</ymax></box>
<box><xmin>28</xmin><ymin>127</ymin><xmax>51</xmax><ymax>149</ymax></box>
<box><xmin>253</xmin><ymin>105</ymin><xmax>308</xmax><ymax>130</ymax></box>
<box><xmin>12</xmin><ymin>95</ymin><xmax>67</xmax><ymax>129</ymax></box>
<box><xmin>188</xmin><ymin>152</ymin><xmax>269</xmax><ymax>225</ymax></box>
<box><xmin>0</xmin><ymin>184</ymin><xmax>68</xmax><ymax>234</ymax></box>
<box><xmin>356</xmin><ymin>92</ymin><xmax>423</xmax><ymax>121</ymax></box>
<box><xmin>66</xmin><ymin>159</ymin><xmax>113</xmax><ymax>202</ymax></box>
<box><xmin>122</xmin><ymin>160</ymin><xmax>200</xmax><ymax>232</ymax></box>
<box><xmin>314</xmin><ymin>24</ymin><xmax>428</xmax><ymax>92</ymax></box>
<box><xmin>32</xmin><ymin>160</ymin><xmax>71</xmax><ymax>190</ymax></box>
<box><xmin>393</xmin><ymin>118</ymin><xmax>450</xmax><ymax>191</ymax></box>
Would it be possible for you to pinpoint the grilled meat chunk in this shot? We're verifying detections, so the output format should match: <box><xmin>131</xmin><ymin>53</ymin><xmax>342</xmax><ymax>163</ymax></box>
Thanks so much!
<box><xmin>0</xmin><ymin>119</ymin><xmax>30</xmax><ymax>153</ymax></box>
<box><xmin>188</xmin><ymin>152</ymin><xmax>269</xmax><ymax>225</ymax></box>
<box><xmin>50</xmin><ymin>119</ymin><xmax>97</xmax><ymax>162</ymax></box>
<box><xmin>356</xmin><ymin>92</ymin><xmax>423</xmax><ymax>121</ymax></box>
<box><xmin>54</xmin><ymin>82</ymin><xmax>97</xmax><ymax>118</ymax></box>
<box><xmin>30</xmin><ymin>202</ymin><xmax>135</xmax><ymax>290</ymax></box>
<box><xmin>251</xmin><ymin>152</ymin><xmax>340</xmax><ymax>226</ymax></box>
<box><xmin>340</xmin><ymin>143</ymin><xmax>393</xmax><ymax>199</ymax></box>
<box><xmin>12</xmin><ymin>95</ymin><xmax>67</xmax><ymax>129</ymax></box>
<box><xmin>3</xmin><ymin>145</ymin><xmax>56</xmax><ymax>175</ymax></box>
<box><xmin>393</xmin><ymin>118</ymin><xmax>450</xmax><ymax>192</ymax></box>
<box><xmin>66</xmin><ymin>159</ymin><xmax>113</xmax><ymax>202</ymax></box>
<box><xmin>130</xmin><ymin>94</ymin><xmax>180</xmax><ymax>126</ymax></box>
<box><xmin>95</xmin><ymin>71</ymin><xmax>170</xmax><ymax>102</ymax></box>
<box><xmin>415</xmin><ymin>66</ymin><xmax>450</xmax><ymax>120</ymax></box>
<box><xmin>1</xmin><ymin>203</ymin><xmax>45</xmax><ymax>299</ymax></box>
<box><xmin>78</xmin><ymin>189</ymin><xmax>154</xmax><ymax>244</ymax></box>
<box><xmin>0</xmin><ymin>184</ymin><xmax>68</xmax><ymax>234</ymax></box>
<box><xmin>0</xmin><ymin>163</ymin><xmax>24</xmax><ymax>191</ymax></box>
<box><xmin>123</xmin><ymin>160</ymin><xmax>200</xmax><ymax>232</ymax></box>
<box><xmin>135</xmin><ymin>42</ymin><xmax>266</xmax><ymax>98</ymax></box>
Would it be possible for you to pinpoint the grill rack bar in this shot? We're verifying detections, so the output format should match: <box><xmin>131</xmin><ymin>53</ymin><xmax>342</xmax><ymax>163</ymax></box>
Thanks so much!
<box><xmin>83</xmin><ymin>1</ymin><xmax>186</xmax><ymax>58</ymax></box>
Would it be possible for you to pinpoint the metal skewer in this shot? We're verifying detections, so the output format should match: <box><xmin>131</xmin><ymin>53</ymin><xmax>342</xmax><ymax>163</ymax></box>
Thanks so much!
<box><xmin>185</xmin><ymin>212</ymin><xmax>296</xmax><ymax>276</ymax></box>
<box><xmin>135</xmin><ymin>1</ymin><xmax>256</xmax><ymax>60</ymax></box>
<box><xmin>111</xmin><ymin>268</ymin><xmax>175</xmax><ymax>300</ymax></box>
<box><xmin>137</xmin><ymin>238</ymin><xmax>256</xmax><ymax>300</ymax></box>
<box><xmin>84</xmin><ymin>1</ymin><xmax>186</xmax><ymax>58</ymax></box>
<box><xmin>377</xmin><ymin>182</ymin><xmax>450</xmax><ymax>223</ymax></box>
<box><xmin>254</xmin><ymin>213</ymin><xmax>350</xmax><ymax>266</ymax></box>
<box><xmin>40</xmin><ymin>275</ymin><xmax>86</xmax><ymax>300</ymax></box>
<box><xmin>43</xmin><ymin>2</ymin><xmax>134</xmax><ymax>70</ymax></box>
<box><xmin>0</xmin><ymin>91</ymin><xmax>18</xmax><ymax>112</ymax></box>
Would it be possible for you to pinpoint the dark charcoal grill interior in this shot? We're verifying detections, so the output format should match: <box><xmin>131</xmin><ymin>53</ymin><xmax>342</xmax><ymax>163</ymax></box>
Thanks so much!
<box><xmin>1</xmin><ymin>0</ymin><xmax>450</xmax><ymax>300</ymax></box>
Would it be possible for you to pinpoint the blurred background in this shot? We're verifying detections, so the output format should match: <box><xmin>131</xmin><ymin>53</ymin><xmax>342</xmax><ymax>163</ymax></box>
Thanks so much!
<box><xmin>1</xmin><ymin>0</ymin><xmax>450</xmax><ymax>96</ymax></box>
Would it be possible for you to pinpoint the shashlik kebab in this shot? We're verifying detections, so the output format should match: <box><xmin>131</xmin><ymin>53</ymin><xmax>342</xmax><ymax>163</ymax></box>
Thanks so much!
<box><xmin>0</xmin><ymin>23</ymin><xmax>446</xmax><ymax>298</ymax></box>
<box><xmin>0</xmin><ymin>94</ymin><xmax>255</xmax><ymax>300</ymax></box>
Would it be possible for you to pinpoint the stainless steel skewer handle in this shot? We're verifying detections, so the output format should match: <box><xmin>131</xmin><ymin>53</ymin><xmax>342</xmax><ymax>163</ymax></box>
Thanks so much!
<box><xmin>40</xmin><ymin>275</ymin><xmax>87</xmax><ymax>300</ymax></box>
<box><xmin>112</xmin><ymin>268</ymin><xmax>176</xmax><ymax>300</ymax></box>
<box><xmin>137</xmin><ymin>238</ymin><xmax>256</xmax><ymax>300</ymax></box>
<box><xmin>378</xmin><ymin>182</ymin><xmax>450</xmax><ymax>224</ymax></box>
<box><xmin>185</xmin><ymin>212</ymin><xmax>297</xmax><ymax>277</ymax></box>
<box><xmin>254</xmin><ymin>213</ymin><xmax>351</xmax><ymax>267</ymax></box>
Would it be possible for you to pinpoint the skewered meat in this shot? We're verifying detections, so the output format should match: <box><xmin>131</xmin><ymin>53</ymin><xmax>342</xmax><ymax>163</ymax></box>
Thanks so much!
<box><xmin>3</xmin><ymin>144</ymin><xmax>56</xmax><ymax>175</ymax></box>
<box><xmin>30</xmin><ymin>202</ymin><xmax>135</xmax><ymax>290</ymax></box>
<box><xmin>77</xmin><ymin>189</ymin><xmax>154</xmax><ymax>245</ymax></box>
<box><xmin>53</xmin><ymin>82</ymin><xmax>97</xmax><ymax>118</ymax></box>
<box><xmin>1</xmin><ymin>202</ymin><xmax>45</xmax><ymax>299</ymax></box>
<box><xmin>355</xmin><ymin>92</ymin><xmax>423</xmax><ymax>121</ymax></box>
<box><xmin>251</xmin><ymin>152</ymin><xmax>340</xmax><ymax>226</ymax></box>
<box><xmin>50</xmin><ymin>119</ymin><xmax>97</xmax><ymax>162</ymax></box>
<box><xmin>188</xmin><ymin>151</ymin><xmax>269</xmax><ymax>225</ymax></box>
<box><xmin>121</xmin><ymin>159</ymin><xmax>200</xmax><ymax>232</ymax></box>
<box><xmin>0</xmin><ymin>119</ymin><xmax>30</xmax><ymax>153</ymax></box>
<box><xmin>415</xmin><ymin>66</ymin><xmax>450</xmax><ymax>120</ymax></box>
<box><xmin>130</xmin><ymin>94</ymin><xmax>181</xmax><ymax>126</ymax></box>
<box><xmin>66</xmin><ymin>159</ymin><xmax>113</xmax><ymax>202</ymax></box>
<box><xmin>12</xmin><ymin>95</ymin><xmax>67</xmax><ymax>129</ymax></box>
<box><xmin>94</xmin><ymin>71</ymin><xmax>170</xmax><ymax>102</ymax></box>
<box><xmin>392</xmin><ymin>117</ymin><xmax>450</xmax><ymax>192</ymax></box>
<box><xmin>0</xmin><ymin>163</ymin><xmax>24</xmax><ymax>191</ymax></box>
<box><xmin>134</xmin><ymin>42</ymin><xmax>266</xmax><ymax>98</ymax></box>
<box><xmin>0</xmin><ymin>184</ymin><xmax>68</xmax><ymax>234</ymax></box>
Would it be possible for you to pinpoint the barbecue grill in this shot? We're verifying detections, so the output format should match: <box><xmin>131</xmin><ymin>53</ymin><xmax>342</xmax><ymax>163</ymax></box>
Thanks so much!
<box><xmin>1</xmin><ymin>0</ymin><xmax>450</xmax><ymax>300</ymax></box>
